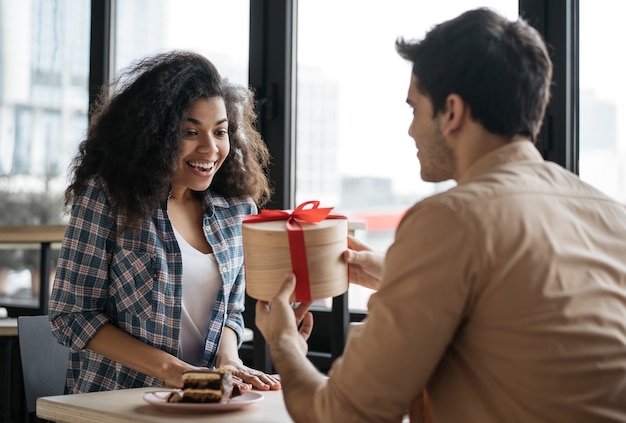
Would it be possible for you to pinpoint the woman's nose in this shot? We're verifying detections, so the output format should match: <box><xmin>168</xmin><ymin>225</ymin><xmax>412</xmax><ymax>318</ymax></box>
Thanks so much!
<box><xmin>198</xmin><ymin>133</ymin><xmax>219</xmax><ymax>152</ymax></box>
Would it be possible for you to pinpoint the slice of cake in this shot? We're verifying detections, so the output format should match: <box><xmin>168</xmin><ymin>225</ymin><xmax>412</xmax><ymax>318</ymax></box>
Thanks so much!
<box><xmin>167</xmin><ymin>368</ymin><xmax>239</xmax><ymax>404</ymax></box>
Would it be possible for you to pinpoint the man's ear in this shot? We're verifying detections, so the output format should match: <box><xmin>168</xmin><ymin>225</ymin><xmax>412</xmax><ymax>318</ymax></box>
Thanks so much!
<box><xmin>440</xmin><ymin>94</ymin><xmax>466</xmax><ymax>136</ymax></box>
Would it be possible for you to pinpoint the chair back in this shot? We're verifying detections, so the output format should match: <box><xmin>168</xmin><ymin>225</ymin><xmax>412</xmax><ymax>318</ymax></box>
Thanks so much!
<box><xmin>17</xmin><ymin>315</ymin><xmax>68</xmax><ymax>413</ymax></box>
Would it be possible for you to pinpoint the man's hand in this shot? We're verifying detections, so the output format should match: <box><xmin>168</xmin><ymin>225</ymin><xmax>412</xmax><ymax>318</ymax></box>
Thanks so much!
<box><xmin>255</xmin><ymin>273</ymin><xmax>313</xmax><ymax>357</ymax></box>
<box><xmin>255</xmin><ymin>274</ymin><xmax>328</xmax><ymax>423</ymax></box>
<box><xmin>343</xmin><ymin>235</ymin><xmax>384</xmax><ymax>291</ymax></box>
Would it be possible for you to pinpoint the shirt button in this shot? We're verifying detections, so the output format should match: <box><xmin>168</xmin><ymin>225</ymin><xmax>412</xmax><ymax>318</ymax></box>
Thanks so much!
<box><xmin>220</xmin><ymin>266</ymin><xmax>228</xmax><ymax>273</ymax></box>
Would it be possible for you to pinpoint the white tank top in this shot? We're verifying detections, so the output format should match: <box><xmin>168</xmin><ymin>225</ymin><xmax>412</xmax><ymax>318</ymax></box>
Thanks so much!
<box><xmin>172</xmin><ymin>225</ymin><xmax>221</xmax><ymax>365</ymax></box>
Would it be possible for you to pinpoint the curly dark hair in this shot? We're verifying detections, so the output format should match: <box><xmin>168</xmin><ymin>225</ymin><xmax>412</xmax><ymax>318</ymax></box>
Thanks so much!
<box><xmin>66</xmin><ymin>50</ymin><xmax>272</xmax><ymax>224</ymax></box>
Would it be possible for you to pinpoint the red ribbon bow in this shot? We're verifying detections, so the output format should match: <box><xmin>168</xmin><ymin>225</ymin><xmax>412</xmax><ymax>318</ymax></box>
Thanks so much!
<box><xmin>243</xmin><ymin>201</ymin><xmax>345</xmax><ymax>301</ymax></box>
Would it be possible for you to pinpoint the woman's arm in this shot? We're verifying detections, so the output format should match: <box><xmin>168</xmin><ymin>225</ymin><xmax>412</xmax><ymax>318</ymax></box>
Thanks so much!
<box><xmin>49</xmin><ymin>179</ymin><xmax>115</xmax><ymax>350</ymax></box>
<box><xmin>86</xmin><ymin>323</ymin><xmax>197</xmax><ymax>388</ymax></box>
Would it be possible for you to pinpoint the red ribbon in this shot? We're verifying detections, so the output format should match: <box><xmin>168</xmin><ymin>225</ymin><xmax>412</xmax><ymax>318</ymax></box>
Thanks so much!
<box><xmin>243</xmin><ymin>201</ymin><xmax>346</xmax><ymax>302</ymax></box>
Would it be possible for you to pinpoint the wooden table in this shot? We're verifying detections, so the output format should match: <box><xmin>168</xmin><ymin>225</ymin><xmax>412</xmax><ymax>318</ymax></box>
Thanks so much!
<box><xmin>0</xmin><ymin>225</ymin><xmax>67</xmax><ymax>316</ymax></box>
<box><xmin>0</xmin><ymin>318</ymin><xmax>17</xmax><ymax>336</ymax></box>
<box><xmin>38</xmin><ymin>387</ymin><xmax>294</xmax><ymax>423</ymax></box>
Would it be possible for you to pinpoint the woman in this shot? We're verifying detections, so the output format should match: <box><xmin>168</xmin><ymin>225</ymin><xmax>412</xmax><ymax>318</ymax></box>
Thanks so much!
<box><xmin>49</xmin><ymin>50</ymin><xmax>278</xmax><ymax>394</ymax></box>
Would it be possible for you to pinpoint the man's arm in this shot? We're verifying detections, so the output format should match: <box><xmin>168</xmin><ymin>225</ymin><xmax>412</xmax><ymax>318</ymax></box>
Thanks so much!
<box><xmin>256</xmin><ymin>274</ymin><xmax>321</xmax><ymax>422</ymax></box>
<box><xmin>258</xmin><ymin>201</ymin><xmax>473</xmax><ymax>422</ymax></box>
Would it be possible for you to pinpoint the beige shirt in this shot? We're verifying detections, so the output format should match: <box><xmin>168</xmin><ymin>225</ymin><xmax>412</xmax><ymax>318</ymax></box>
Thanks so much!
<box><xmin>314</xmin><ymin>141</ymin><xmax>626</xmax><ymax>422</ymax></box>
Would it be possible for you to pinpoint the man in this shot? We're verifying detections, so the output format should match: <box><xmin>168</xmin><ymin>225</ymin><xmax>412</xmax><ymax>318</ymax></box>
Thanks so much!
<box><xmin>256</xmin><ymin>8</ymin><xmax>626</xmax><ymax>422</ymax></box>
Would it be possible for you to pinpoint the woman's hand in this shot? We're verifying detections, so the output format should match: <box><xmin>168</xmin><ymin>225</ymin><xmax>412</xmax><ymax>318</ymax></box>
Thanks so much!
<box><xmin>343</xmin><ymin>235</ymin><xmax>384</xmax><ymax>291</ymax></box>
<box><xmin>216</xmin><ymin>360</ymin><xmax>282</xmax><ymax>391</ymax></box>
<box><xmin>215</xmin><ymin>326</ymin><xmax>281</xmax><ymax>391</ymax></box>
<box><xmin>160</xmin><ymin>359</ymin><xmax>203</xmax><ymax>388</ymax></box>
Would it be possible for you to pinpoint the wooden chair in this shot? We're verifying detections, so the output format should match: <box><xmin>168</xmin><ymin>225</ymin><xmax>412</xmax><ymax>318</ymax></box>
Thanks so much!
<box><xmin>17</xmin><ymin>315</ymin><xmax>68</xmax><ymax>416</ymax></box>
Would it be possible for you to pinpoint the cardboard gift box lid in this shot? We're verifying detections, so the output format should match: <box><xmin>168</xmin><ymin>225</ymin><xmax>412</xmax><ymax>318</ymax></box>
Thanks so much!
<box><xmin>242</xmin><ymin>202</ymin><xmax>348</xmax><ymax>302</ymax></box>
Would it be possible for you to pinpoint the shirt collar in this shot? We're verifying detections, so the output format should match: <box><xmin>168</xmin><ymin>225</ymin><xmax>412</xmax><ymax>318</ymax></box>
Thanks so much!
<box><xmin>164</xmin><ymin>187</ymin><xmax>228</xmax><ymax>216</ymax></box>
<box><xmin>458</xmin><ymin>140</ymin><xmax>543</xmax><ymax>184</ymax></box>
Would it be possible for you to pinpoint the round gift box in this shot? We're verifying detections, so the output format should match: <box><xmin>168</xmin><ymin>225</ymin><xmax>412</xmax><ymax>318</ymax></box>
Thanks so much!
<box><xmin>242</xmin><ymin>218</ymin><xmax>348</xmax><ymax>302</ymax></box>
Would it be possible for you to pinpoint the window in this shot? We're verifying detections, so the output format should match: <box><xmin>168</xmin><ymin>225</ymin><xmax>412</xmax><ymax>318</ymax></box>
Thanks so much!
<box><xmin>579</xmin><ymin>0</ymin><xmax>626</xmax><ymax>203</ymax></box>
<box><xmin>0</xmin><ymin>0</ymin><xmax>90</xmax><ymax>224</ymax></box>
<box><xmin>114</xmin><ymin>0</ymin><xmax>249</xmax><ymax>85</ymax></box>
<box><xmin>0</xmin><ymin>0</ymin><xmax>89</xmax><ymax>308</ymax></box>
<box><xmin>296</xmin><ymin>0</ymin><xmax>519</xmax><ymax>310</ymax></box>
<box><xmin>12</xmin><ymin>108</ymin><xmax>34</xmax><ymax>175</ymax></box>
<box><xmin>0</xmin><ymin>0</ymin><xmax>251</xmax><ymax>315</ymax></box>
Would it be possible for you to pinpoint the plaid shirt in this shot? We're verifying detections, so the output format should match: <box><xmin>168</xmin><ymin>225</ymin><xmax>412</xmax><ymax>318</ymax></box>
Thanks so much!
<box><xmin>49</xmin><ymin>176</ymin><xmax>255</xmax><ymax>393</ymax></box>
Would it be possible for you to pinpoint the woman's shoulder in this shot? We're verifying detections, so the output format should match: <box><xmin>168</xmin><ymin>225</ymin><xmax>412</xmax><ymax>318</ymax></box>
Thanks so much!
<box><xmin>75</xmin><ymin>175</ymin><xmax>114</xmax><ymax>205</ymax></box>
<box><xmin>66</xmin><ymin>175</ymin><xmax>119</xmax><ymax>234</ymax></box>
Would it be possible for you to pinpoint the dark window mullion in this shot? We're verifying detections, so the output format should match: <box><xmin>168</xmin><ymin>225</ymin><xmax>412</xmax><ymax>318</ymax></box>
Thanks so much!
<box><xmin>519</xmin><ymin>0</ymin><xmax>579</xmax><ymax>174</ymax></box>
<box><xmin>246</xmin><ymin>0</ymin><xmax>296</xmax><ymax>373</ymax></box>
<box><xmin>249</xmin><ymin>0</ymin><xmax>296</xmax><ymax>211</ymax></box>
<box><xmin>88</xmin><ymin>0</ymin><xmax>114</xmax><ymax>114</ymax></box>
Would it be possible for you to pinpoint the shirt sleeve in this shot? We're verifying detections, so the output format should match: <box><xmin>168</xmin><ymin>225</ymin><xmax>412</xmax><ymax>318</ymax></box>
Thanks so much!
<box><xmin>313</xmin><ymin>199</ymin><xmax>477</xmax><ymax>422</ymax></box>
<box><xmin>223</xmin><ymin>199</ymin><xmax>256</xmax><ymax>347</ymax></box>
<box><xmin>224</xmin><ymin>263</ymin><xmax>245</xmax><ymax>347</ymax></box>
<box><xmin>49</xmin><ymin>180</ymin><xmax>115</xmax><ymax>352</ymax></box>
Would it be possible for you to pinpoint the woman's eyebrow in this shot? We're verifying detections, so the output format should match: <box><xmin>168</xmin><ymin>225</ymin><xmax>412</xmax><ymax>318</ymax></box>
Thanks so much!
<box><xmin>185</xmin><ymin>117</ymin><xmax>229</xmax><ymax>125</ymax></box>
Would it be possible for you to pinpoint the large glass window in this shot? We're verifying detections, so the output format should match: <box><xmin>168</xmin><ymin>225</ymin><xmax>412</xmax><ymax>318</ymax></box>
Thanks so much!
<box><xmin>114</xmin><ymin>0</ymin><xmax>249</xmax><ymax>85</ymax></box>
<box><xmin>0</xmin><ymin>0</ymin><xmax>90</xmax><ymax>224</ymax></box>
<box><xmin>0</xmin><ymin>0</ymin><xmax>90</xmax><ymax>307</ymax></box>
<box><xmin>296</xmin><ymin>1</ymin><xmax>518</xmax><ymax>310</ymax></box>
<box><xmin>579</xmin><ymin>0</ymin><xmax>626</xmax><ymax>204</ymax></box>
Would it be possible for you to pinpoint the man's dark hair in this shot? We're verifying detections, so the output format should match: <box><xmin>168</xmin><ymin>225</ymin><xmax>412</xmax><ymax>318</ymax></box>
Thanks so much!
<box><xmin>396</xmin><ymin>8</ymin><xmax>553</xmax><ymax>142</ymax></box>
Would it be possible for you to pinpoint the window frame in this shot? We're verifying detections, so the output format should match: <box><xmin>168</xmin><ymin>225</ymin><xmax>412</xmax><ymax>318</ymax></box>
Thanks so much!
<box><xmin>519</xmin><ymin>0</ymin><xmax>579</xmax><ymax>173</ymax></box>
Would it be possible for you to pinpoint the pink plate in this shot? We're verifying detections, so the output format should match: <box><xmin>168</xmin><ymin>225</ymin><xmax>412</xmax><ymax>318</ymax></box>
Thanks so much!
<box><xmin>143</xmin><ymin>390</ymin><xmax>264</xmax><ymax>412</ymax></box>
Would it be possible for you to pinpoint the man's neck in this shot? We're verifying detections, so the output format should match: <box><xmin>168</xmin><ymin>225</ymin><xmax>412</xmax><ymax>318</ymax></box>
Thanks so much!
<box><xmin>452</xmin><ymin>126</ymin><xmax>524</xmax><ymax>181</ymax></box>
